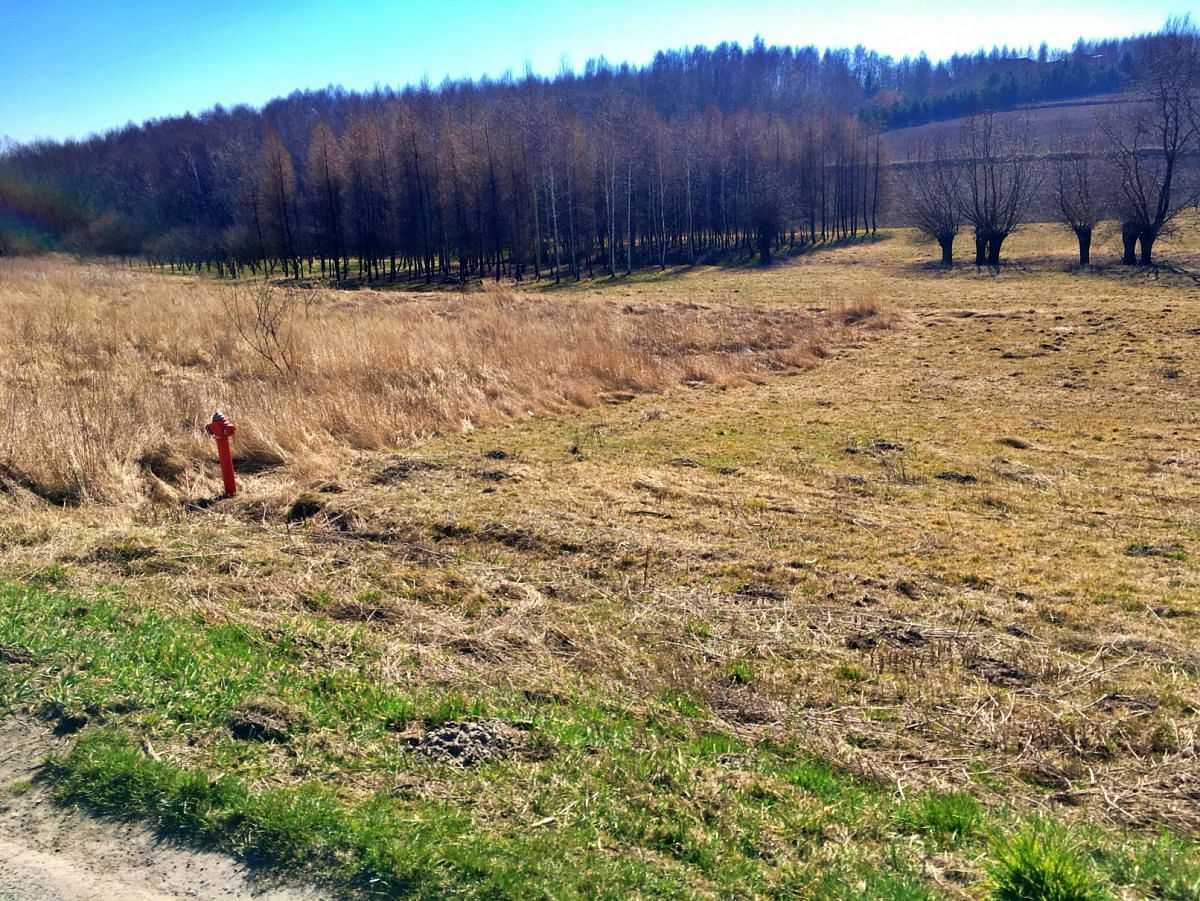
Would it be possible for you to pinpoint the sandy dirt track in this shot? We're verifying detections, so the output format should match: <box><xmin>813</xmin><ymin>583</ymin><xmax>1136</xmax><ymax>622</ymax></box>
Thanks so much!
<box><xmin>0</xmin><ymin>719</ymin><xmax>327</xmax><ymax>901</ymax></box>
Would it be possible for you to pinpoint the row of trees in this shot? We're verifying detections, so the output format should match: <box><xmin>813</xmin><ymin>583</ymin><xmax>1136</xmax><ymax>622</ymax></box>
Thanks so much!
<box><xmin>201</xmin><ymin>102</ymin><xmax>886</xmax><ymax>280</ymax></box>
<box><xmin>3</xmin><ymin>89</ymin><xmax>887</xmax><ymax>279</ymax></box>
<box><xmin>903</xmin><ymin>20</ymin><xmax>1200</xmax><ymax>269</ymax></box>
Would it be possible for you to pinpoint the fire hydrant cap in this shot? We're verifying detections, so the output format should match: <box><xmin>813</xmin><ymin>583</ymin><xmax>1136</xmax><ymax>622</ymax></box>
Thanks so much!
<box><xmin>206</xmin><ymin>412</ymin><xmax>235</xmax><ymax>438</ymax></box>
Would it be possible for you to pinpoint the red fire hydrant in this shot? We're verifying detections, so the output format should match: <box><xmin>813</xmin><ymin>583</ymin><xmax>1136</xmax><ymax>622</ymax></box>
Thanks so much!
<box><xmin>205</xmin><ymin>412</ymin><xmax>238</xmax><ymax>497</ymax></box>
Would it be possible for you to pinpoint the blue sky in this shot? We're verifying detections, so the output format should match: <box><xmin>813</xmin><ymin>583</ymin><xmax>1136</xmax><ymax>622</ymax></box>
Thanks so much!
<box><xmin>0</xmin><ymin>0</ymin><xmax>1187</xmax><ymax>144</ymax></box>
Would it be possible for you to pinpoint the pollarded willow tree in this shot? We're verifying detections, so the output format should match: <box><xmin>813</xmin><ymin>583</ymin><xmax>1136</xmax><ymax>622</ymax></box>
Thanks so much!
<box><xmin>1052</xmin><ymin>128</ymin><xmax>1107</xmax><ymax>266</ymax></box>
<box><xmin>1103</xmin><ymin>16</ymin><xmax>1200</xmax><ymax>266</ymax></box>
<box><xmin>960</xmin><ymin>112</ymin><xmax>1042</xmax><ymax>267</ymax></box>
<box><xmin>900</xmin><ymin>136</ymin><xmax>963</xmax><ymax>266</ymax></box>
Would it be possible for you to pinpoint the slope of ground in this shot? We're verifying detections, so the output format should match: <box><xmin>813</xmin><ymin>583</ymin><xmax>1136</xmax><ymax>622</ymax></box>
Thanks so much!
<box><xmin>1</xmin><ymin>224</ymin><xmax>1198</xmax><ymax>897</ymax></box>
<box><xmin>883</xmin><ymin>92</ymin><xmax>1131</xmax><ymax>157</ymax></box>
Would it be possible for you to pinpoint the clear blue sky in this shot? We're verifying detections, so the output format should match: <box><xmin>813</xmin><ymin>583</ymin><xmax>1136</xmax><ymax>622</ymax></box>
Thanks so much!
<box><xmin>0</xmin><ymin>0</ymin><xmax>1186</xmax><ymax>144</ymax></box>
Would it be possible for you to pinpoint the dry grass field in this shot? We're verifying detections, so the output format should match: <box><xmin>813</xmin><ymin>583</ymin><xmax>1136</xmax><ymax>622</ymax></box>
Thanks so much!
<box><xmin>1</xmin><ymin>224</ymin><xmax>1198</xmax><ymax>897</ymax></box>
<box><xmin>0</xmin><ymin>259</ymin><xmax>871</xmax><ymax>506</ymax></box>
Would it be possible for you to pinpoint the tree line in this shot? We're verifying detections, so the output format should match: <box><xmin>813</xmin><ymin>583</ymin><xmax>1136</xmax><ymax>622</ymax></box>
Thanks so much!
<box><xmin>1</xmin><ymin>79</ymin><xmax>886</xmax><ymax>280</ymax></box>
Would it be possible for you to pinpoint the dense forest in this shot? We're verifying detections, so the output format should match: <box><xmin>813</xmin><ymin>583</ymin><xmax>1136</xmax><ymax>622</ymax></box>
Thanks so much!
<box><xmin>0</xmin><ymin>26</ymin><xmax>1193</xmax><ymax>277</ymax></box>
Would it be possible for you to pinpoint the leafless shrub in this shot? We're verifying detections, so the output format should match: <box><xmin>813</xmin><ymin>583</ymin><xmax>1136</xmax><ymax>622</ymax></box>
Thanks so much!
<box><xmin>220</xmin><ymin>279</ymin><xmax>299</xmax><ymax>377</ymax></box>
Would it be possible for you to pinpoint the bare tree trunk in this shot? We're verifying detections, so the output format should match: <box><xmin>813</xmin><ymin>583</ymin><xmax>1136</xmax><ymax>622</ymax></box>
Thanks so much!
<box><xmin>547</xmin><ymin>161</ymin><xmax>561</xmax><ymax>283</ymax></box>
<box><xmin>565</xmin><ymin>156</ymin><xmax>578</xmax><ymax>280</ymax></box>
<box><xmin>1121</xmin><ymin>222</ymin><xmax>1138</xmax><ymax>265</ymax></box>
<box><xmin>602</xmin><ymin>154</ymin><xmax>617</xmax><ymax>277</ymax></box>
<box><xmin>1076</xmin><ymin>227</ymin><xmax>1092</xmax><ymax>265</ymax></box>
<box><xmin>871</xmin><ymin>135</ymin><xmax>881</xmax><ymax>234</ymax></box>
<box><xmin>531</xmin><ymin>165</ymin><xmax>542</xmax><ymax>281</ymax></box>
<box><xmin>757</xmin><ymin>229</ymin><xmax>771</xmax><ymax>265</ymax></box>
<box><xmin>625</xmin><ymin>158</ymin><xmax>633</xmax><ymax>276</ymax></box>
<box><xmin>986</xmin><ymin>232</ymin><xmax>1005</xmax><ymax>267</ymax></box>
<box><xmin>1139</xmin><ymin>231</ymin><xmax>1156</xmax><ymax>266</ymax></box>
<box><xmin>684</xmin><ymin>150</ymin><xmax>695</xmax><ymax>264</ymax></box>
<box><xmin>657</xmin><ymin>151</ymin><xmax>667</xmax><ymax>270</ymax></box>
<box><xmin>938</xmin><ymin>236</ymin><xmax>954</xmax><ymax>266</ymax></box>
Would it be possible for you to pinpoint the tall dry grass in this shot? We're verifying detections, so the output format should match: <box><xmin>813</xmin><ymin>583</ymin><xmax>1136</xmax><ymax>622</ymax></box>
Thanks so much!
<box><xmin>0</xmin><ymin>257</ymin><xmax>890</xmax><ymax>505</ymax></box>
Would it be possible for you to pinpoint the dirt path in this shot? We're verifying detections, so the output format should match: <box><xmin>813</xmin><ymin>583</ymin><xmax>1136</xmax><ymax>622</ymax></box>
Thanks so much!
<box><xmin>0</xmin><ymin>719</ymin><xmax>327</xmax><ymax>901</ymax></box>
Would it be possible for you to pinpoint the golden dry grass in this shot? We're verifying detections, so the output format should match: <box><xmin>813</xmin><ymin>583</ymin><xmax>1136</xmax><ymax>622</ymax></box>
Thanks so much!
<box><xmin>0</xmin><ymin>257</ymin><xmax>883</xmax><ymax>506</ymax></box>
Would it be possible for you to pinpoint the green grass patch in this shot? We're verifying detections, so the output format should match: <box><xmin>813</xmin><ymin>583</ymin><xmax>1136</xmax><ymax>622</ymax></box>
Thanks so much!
<box><xmin>45</xmin><ymin>728</ymin><xmax>687</xmax><ymax>897</ymax></box>
<box><xmin>2</xmin><ymin>580</ymin><xmax>1198</xmax><ymax>897</ymax></box>
<box><xmin>894</xmin><ymin>791</ymin><xmax>984</xmax><ymax>848</ymax></box>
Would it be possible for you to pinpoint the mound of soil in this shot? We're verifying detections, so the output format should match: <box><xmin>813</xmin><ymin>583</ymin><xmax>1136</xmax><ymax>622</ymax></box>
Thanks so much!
<box><xmin>409</xmin><ymin>719</ymin><xmax>527</xmax><ymax>766</ymax></box>
<box><xmin>286</xmin><ymin>493</ymin><xmax>326</xmax><ymax>522</ymax></box>
<box><xmin>845</xmin><ymin>625</ymin><xmax>924</xmax><ymax>652</ymax></box>
<box><xmin>0</xmin><ymin>645</ymin><xmax>33</xmax><ymax>665</ymax></box>
<box><xmin>373</xmin><ymin>458</ymin><xmax>441</xmax><ymax>484</ymax></box>
<box><xmin>227</xmin><ymin>698</ymin><xmax>302</xmax><ymax>742</ymax></box>
<box><xmin>882</xmin><ymin>625</ymin><xmax>925</xmax><ymax>645</ymax></box>
<box><xmin>1124</xmin><ymin>542</ymin><xmax>1186</xmax><ymax>559</ymax></box>
<box><xmin>936</xmin><ymin>470</ymin><xmax>978</xmax><ymax>484</ymax></box>
<box><xmin>285</xmin><ymin>493</ymin><xmax>353</xmax><ymax>529</ymax></box>
<box><xmin>997</xmin><ymin>436</ymin><xmax>1031</xmax><ymax>449</ymax></box>
<box><xmin>968</xmin><ymin>655</ymin><xmax>1033</xmax><ymax>687</ymax></box>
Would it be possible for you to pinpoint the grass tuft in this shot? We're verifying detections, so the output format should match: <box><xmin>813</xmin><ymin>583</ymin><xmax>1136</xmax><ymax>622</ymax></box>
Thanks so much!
<box><xmin>894</xmin><ymin>791</ymin><xmax>984</xmax><ymax>847</ymax></box>
<box><xmin>988</xmin><ymin>821</ymin><xmax>1108</xmax><ymax>901</ymax></box>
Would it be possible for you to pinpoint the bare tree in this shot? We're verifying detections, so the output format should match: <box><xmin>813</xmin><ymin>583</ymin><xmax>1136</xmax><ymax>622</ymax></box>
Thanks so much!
<box><xmin>1052</xmin><ymin>129</ymin><xmax>1106</xmax><ymax>265</ymax></box>
<box><xmin>305</xmin><ymin>121</ymin><xmax>345</xmax><ymax>281</ymax></box>
<box><xmin>749</xmin><ymin>119</ymin><xmax>787</xmax><ymax>266</ymax></box>
<box><xmin>220</xmin><ymin>280</ymin><xmax>299</xmax><ymax>377</ymax></box>
<box><xmin>1103</xmin><ymin>17</ymin><xmax>1200</xmax><ymax>265</ymax></box>
<box><xmin>257</xmin><ymin>131</ymin><xmax>301</xmax><ymax>278</ymax></box>
<box><xmin>960</xmin><ymin>112</ymin><xmax>1041</xmax><ymax>267</ymax></box>
<box><xmin>901</xmin><ymin>137</ymin><xmax>963</xmax><ymax>266</ymax></box>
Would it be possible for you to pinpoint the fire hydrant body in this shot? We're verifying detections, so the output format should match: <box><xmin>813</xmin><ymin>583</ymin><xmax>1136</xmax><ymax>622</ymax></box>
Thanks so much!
<box><xmin>205</xmin><ymin>412</ymin><xmax>238</xmax><ymax>497</ymax></box>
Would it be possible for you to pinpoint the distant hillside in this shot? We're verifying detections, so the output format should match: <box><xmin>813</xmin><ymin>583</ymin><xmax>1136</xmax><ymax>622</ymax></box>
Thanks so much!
<box><xmin>871</xmin><ymin>47</ymin><xmax>1131</xmax><ymax>128</ymax></box>
<box><xmin>884</xmin><ymin>93</ymin><xmax>1132</xmax><ymax>157</ymax></box>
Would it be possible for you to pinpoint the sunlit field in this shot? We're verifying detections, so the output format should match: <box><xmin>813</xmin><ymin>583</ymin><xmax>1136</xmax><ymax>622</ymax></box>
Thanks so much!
<box><xmin>1</xmin><ymin>223</ymin><xmax>1198</xmax><ymax>897</ymax></box>
<box><xmin>0</xmin><ymin>259</ymin><xmax>884</xmax><ymax>506</ymax></box>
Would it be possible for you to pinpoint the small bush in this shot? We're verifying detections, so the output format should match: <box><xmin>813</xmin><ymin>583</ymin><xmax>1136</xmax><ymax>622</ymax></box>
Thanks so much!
<box><xmin>835</xmin><ymin>663</ymin><xmax>867</xmax><ymax>682</ymax></box>
<box><xmin>726</xmin><ymin>661</ymin><xmax>754</xmax><ymax>685</ymax></box>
